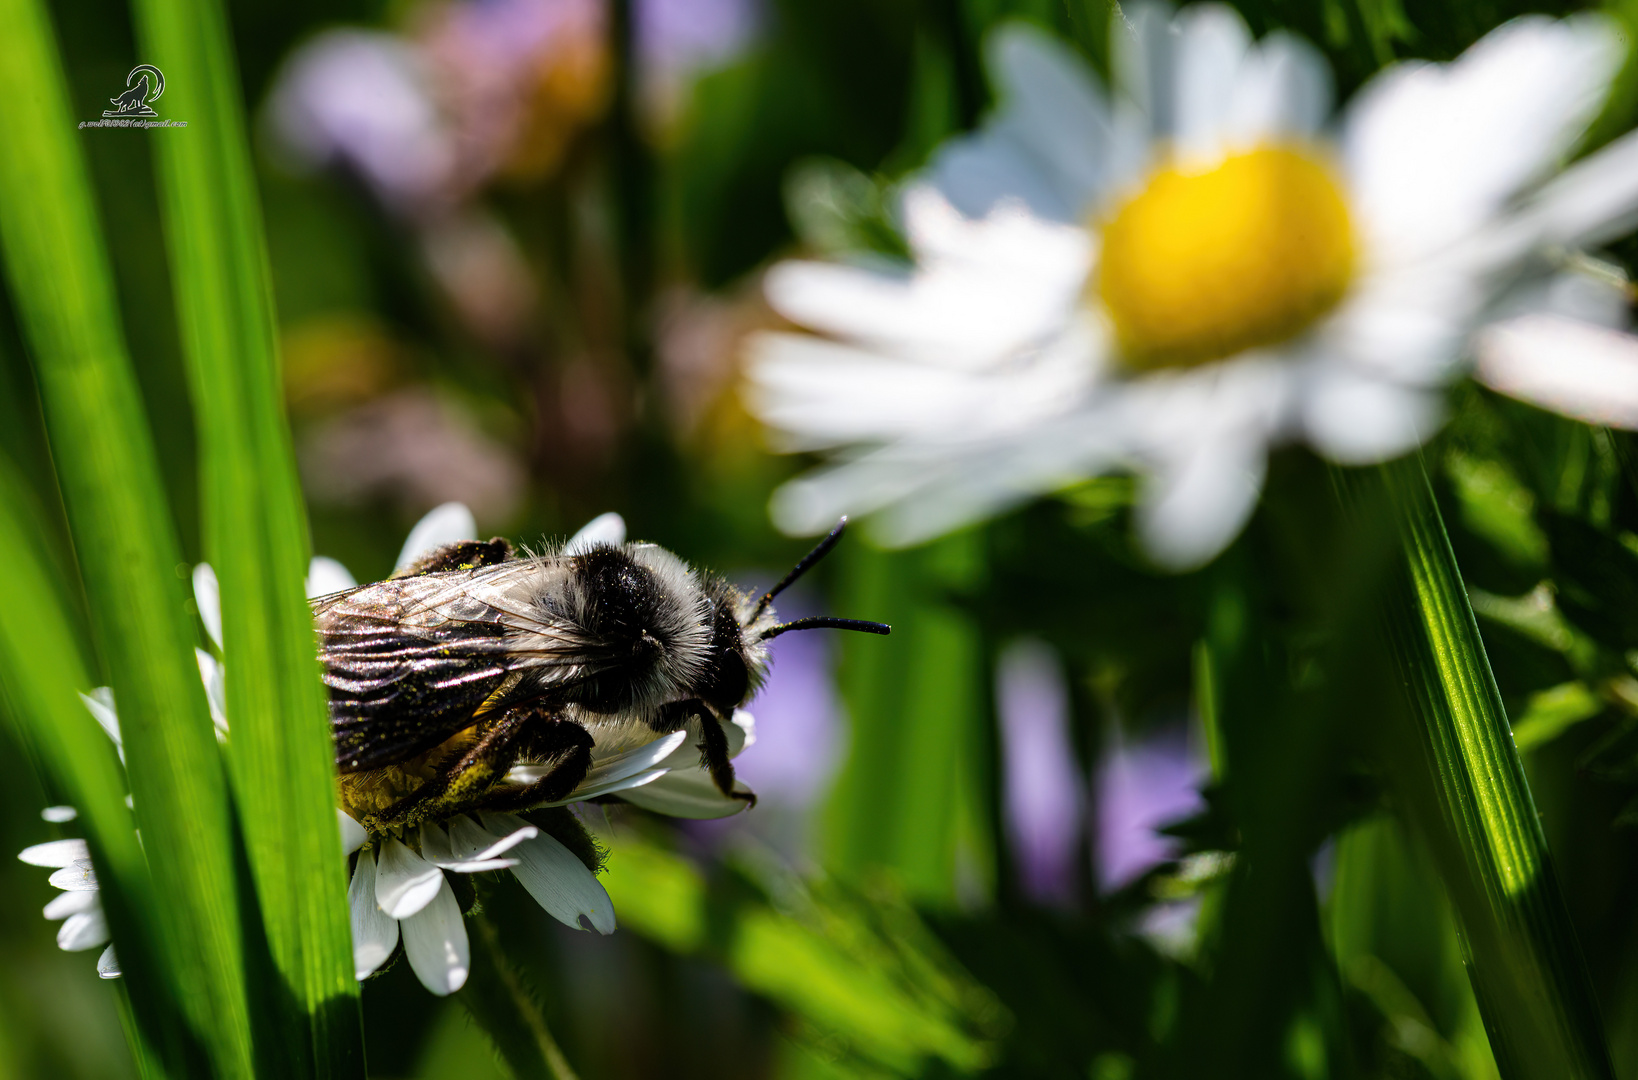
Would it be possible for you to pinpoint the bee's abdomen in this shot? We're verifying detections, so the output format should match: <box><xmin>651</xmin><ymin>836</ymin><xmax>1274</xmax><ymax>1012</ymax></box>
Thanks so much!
<box><xmin>321</xmin><ymin>619</ymin><xmax>514</xmax><ymax>773</ymax></box>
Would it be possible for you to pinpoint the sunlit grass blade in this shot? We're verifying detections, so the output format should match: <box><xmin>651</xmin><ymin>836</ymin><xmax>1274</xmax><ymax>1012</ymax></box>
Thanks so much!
<box><xmin>0</xmin><ymin>458</ymin><xmax>185</xmax><ymax>1078</ymax></box>
<box><xmin>0</xmin><ymin>2</ymin><xmax>253</xmax><ymax>1076</ymax></box>
<box><xmin>126</xmin><ymin>0</ymin><xmax>363</xmax><ymax>1073</ymax></box>
<box><xmin>1377</xmin><ymin>459</ymin><xmax>1614</xmax><ymax>1080</ymax></box>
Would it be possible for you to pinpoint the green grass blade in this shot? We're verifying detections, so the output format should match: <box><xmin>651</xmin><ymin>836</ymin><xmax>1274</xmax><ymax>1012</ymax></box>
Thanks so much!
<box><xmin>0</xmin><ymin>458</ymin><xmax>183</xmax><ymax>1079</ymax></box>
<box><xmin>1377</xmin><ymin>459</ymin><xmax>1614</xmax><ymax>1080</ymax></box>
<box><xmin>823</xmin><ymin>534</ymin><xmax>994</xmax><ymax>902</ymax></box>
<box><xmin>0</xmin><ymin>3</ymin><xmax>254</xmax><ymax>1076</ymax></box>
<box><xmin>124</xmin><ymin>0</ymin><xmax>364</xmax><ymax>1074</ymax></box>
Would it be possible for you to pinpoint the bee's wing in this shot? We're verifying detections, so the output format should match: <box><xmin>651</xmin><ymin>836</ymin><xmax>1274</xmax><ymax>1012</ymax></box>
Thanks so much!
<box><xmin>316</xmin><ymin>563</ymin><xmax>593</xmax><ymax>772</ymax></box>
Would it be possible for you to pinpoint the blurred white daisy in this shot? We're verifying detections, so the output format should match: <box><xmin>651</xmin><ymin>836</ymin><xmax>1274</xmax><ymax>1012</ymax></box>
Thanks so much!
<box><xmin>747</xmin><ymin>5</ymin><xmax>1638</xmax><ymax>568</ymax></box>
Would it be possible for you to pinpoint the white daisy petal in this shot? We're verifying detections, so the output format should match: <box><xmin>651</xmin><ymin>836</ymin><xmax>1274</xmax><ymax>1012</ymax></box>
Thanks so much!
<box><xmin>373</xmin><ymin>838</ymin><xmax>444</xmax><ymax>919</ymax></box>
<box><xmin>80</xmin><ymin>688</ymin><xmax>122</xmax><ymax>751</ymax></box>
<box><xmin>418</xmin><ymin>821</ymin><xmax>519</xmax><ymax>874</ymax></box>
<box><xmin>20</xmin><ymin>839</ymin><xmax>90</xmax><ymax>868</ymax></box>
<box><xmin>762</xmin><ymin>190</ymin><xmax>1090</xmax><ymax>368</ymax></box>
<box><xmin>394</xmin><ymin>502</ymin><xmax>477</xmax><ymax>571</ymax></box>
<box><xmin>1226</xmin><ymin>30</ymin><xmax>1331</xmax><ymax>143</ymax></box>
<box><xmin>57</xmin><ymin>908</ymin><xmax>109</xmax><ymax>952</ymax></box>
<box><xmin>520</xmin><ymin>729</ymin><xmax>688</xmax><ymax>801</ymax></box>
<box><xmin>1518</xmin><ymin>126</ymin><xmax>1638</xmax><ymax>251</ymax></box>
<box><xmin>1172</xmin><ymin>4</ymin><xmax>1253</xmax><ymax>161</ymax></box>
<box><xmin>649</xmin><ymin>713</ymin><xmax>752</xmax><ymax>773</ymax></box>
<box><xmin>43</xmin><ymin>890</ymin><xmax>100</xmax><ymax>921</ymax></box>
<box><xmin>506</xmin><ymin>832</ymin><xmax>616</xmax><ymax>934</ymax></box>
<box><xmin>49</xmin><ymin>860</ymin><xmax>100</xmax><ymax>891</ymax></box>
<box><xmin>769</xmin><ymin>454</ymin><xmax>945</xmax><ymax>539</ymax></box>
<box><xmin>192</xmin><ymin>563</ymin><xmax>222</xmax><ymax>651</ymax></box>
<box><xmin>41</xmin><ymin>806</ymin><xmax>78</xmax><ymax>824</ymax></box>
<box><xmin>347</xmin><ymin>848</ymin><xmax>399</xmax><ymax>980</ymax></box>
<box><xmin>416</xmin><ymin>822</ymin><xmax>457</xmax><ymax>864</ymax></box>
<box><xmin>1138</xmin><ymin>439</ymin><xmax>1267</xmax><ymax>571</ymax></box>
<box><xmin>1320</xmin><ymin>269</ymin><xmax>1477</xmax><ymax>386</ymax></box>
<box><xmin>729</xmin><ymin>710</ymin><xmax>755</xmax><ymax>754</ymax></box>
<box><xmin>1113</xmin><ymin>1</ymin><xmax>1176</xmax><ymax>132</ymax></box>
<box><xmin>306</xmin><ymin>556</ymin><xmax>358</xmax><ymax>599</ymax></box>
<box><xmin>195</xmin><ymin>648</ymin><xmax>228</xmax><ymax>740</ymax></box>
<box><xmin>400</xmin><ymin>877</ymin><xmax>469</xmax><ymax>996</ymax></box>
<box><xmin>1475</xmin><ymin>314</ymin><xmax>1638</xmax><ymax>430</ymax></box>
<box><xmin>447</xmin><ymin>815</ymin><xmax>537</xmax><ymax>861</ymax></box>
<box><xmin>620</xmin><ymin>771</ymin><xmax>756</xmax><ymax>820</ymax></box>
<box><xmin>746</xmin><ymin>335</ymin><xmax>1002</xmax><ymax>451</ymax></box>
<box><xmin>97</xmin><ymin>945</ymin><xmax>121</xmax><ymax>979</ymax></box>
<box><xmin>1345</xmin><ymin>14</ymin><xmax>1622</xmax><ymax>265</ymax></box>
<box><xmin>1302</xmin><ymin>368</ymin><xmax>1444</xmax><ymax>464</ymax></box>
<box><xmin>563</xmin><ymin>512</ymin><xmax>627</xmax><ymax>555</ymax></box>
<box><xmin>338</xmin><ymin>811</ymin><xmax>368</xmax><ymax>856</ymax></box>
<box><xmin>929</xmin><ymin>131</ymin><xmax>1080</xmax><ymax>222</ymax></box>
<box><xmin>985</xmin><ymin>23</ymin><xmax>1117</xmax><ymax>211</ymax></box>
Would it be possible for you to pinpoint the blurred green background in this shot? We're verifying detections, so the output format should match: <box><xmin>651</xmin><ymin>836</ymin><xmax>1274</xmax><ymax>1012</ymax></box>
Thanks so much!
<box><xmin>7</xmin><ymin>0</ymin><xmax>1638</xmax><ymax>1077</ymax></box>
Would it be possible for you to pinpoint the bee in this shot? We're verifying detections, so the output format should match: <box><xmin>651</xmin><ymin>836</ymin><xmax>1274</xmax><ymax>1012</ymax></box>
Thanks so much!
<box><xmin>314</xmin><ymin>519</ymin><xmax>888</xmax><ymax>833</ymax></box>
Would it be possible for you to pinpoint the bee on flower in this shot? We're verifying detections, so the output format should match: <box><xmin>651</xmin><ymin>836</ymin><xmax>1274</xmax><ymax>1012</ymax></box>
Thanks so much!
<box><xmin>22</xmin><ymin>503</ymin><xmax>882</xmax><ymax>997</ymax></box>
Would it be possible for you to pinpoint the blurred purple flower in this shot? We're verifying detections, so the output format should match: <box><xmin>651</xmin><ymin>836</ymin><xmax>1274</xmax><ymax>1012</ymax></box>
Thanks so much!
<box><xmin>1138</xmin><ymin>897</ymin><xmax>1203</xmax><ymax>959</ymax></box>
<box><xmin>266</xmin><ymin>30</ymin><xmax>456</xmax><ymax>213</ymax></box>
<box><xmin>637</xmin><ymin>0</ymin><xmax>756</xmax><ymax>76</ymax></box>
<box><xmin>1095</xmin><ymin>723</ymin><xmax>1208</xmax><ymax>892</ymax></box>
<box><xmin>682</xmin><ymin>587</ymin><xmax>842</xmax><ymax>859</ymax></box>
<box><xmin>997</xmin><ymin>640</ymin><xmax>1084</xmax><ymax>906</ymax></box>
<box><xmin>266</xmin><ymin>0</ymin><xmax>607</xmax><ymax>216</ymax></box>
<box><xmin>736</xmin><ymin>592</ymin><xmax>841</xmax><ymax>811</ymax></box>
<box><xmin>299</xmin><ymin>387</ymin><xmax>526</xmax><ymax>522</ymax></box>
<box><xmin>419</xmin><ymin>0</ymin><xmax>607</xmax><ymax>185</ymax></box>
<box><xmin>635</xmin><ymin>0</ymin><xmax>759</xmax><ymax>129</ymax></box>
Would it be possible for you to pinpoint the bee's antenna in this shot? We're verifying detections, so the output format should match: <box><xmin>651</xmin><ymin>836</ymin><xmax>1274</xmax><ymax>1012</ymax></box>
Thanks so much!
<box><xmin>749</xmin><ymin>517</ymin><xmax>850</xmax><ymax>623</ymax></box>
<box><xmin>759</xmin><ymin>617</ymin><xmax>891</xmax><ymax>641</ymax></box>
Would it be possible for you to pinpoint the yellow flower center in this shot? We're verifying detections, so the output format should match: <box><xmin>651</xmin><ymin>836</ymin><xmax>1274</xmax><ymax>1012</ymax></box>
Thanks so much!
<box><xmin>1095</xmin><ymin>145</ymin><xmax>1355</xmax><ymax>370</ymax></box>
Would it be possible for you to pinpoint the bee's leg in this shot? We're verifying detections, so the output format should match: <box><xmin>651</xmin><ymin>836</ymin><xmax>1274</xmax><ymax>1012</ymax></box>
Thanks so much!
<box><xmin>391</xmin><ymin>537</ymin><xmax>515</xmax><ymax>579</ymax></box>
<box><xmin>661</xmin><ymin>699</ymin><xmax>755</xmax><ymax>805</ymax></box>
<box><xmin>371</xmin><ymin>704</ymin><xmax>536</xmax><ymax>830</ymax></box>
<box><xmin>472</xmin><ymin>721</ymin><xmax>595</xmax><ymax>812</ymax></box>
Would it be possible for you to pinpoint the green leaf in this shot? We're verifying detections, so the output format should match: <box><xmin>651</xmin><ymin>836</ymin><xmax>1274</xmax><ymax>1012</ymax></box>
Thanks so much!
<box><xmin>1375</xmin><ymin>459</ymin><xmax>1615</xmax><ymax>1080</ymax></box>
<box><xmin>124</xmin><ymin>0</ymin><xmax>363</xmax><ymax>1073</ymax></box>
<box><xmin>0</xmin><ymin>3</ymin><xmax>254</xmax><ymax>1076</ymax></box>
<box><xmin>1511</xmin><ymin>682</ymin><xmax>1604</xmax><ymax>753</ymax></box>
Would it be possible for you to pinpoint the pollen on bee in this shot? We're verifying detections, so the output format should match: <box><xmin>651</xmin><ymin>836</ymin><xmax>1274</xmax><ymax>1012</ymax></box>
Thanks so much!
<box><xmin>337</xmin><ymin>725</ymin><xmax>483</xmax><ymax>825</ymax></box>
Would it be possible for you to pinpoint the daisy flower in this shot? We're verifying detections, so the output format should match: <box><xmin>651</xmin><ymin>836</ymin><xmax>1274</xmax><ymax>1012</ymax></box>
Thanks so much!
<box><xmin>746</xmin><ymin>4</ymin><xmax>1638</xmax><ymax>568</ymax></box>
<box><xmin>17</xmin><ymin>829</ymin><xmax>120</xmax><ymax>980</ymax></box>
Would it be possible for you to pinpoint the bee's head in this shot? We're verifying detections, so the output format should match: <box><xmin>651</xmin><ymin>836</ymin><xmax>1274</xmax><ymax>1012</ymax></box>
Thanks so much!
<box><xmin>692</xmin><ymin>578</ymin><xmax>772</xmax><ymax>714</ymax></box>
<box><xmin>692</xmin><ymin>519</ymin><xmax>890</xmax><ymax>715</ymax></box>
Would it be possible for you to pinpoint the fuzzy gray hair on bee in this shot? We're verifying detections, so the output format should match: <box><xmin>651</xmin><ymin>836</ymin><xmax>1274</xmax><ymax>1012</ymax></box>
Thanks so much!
<box><xmin>315</xmin><ymin>518</ymin><xmax>887</xmax><ymax>833</ymax></box>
